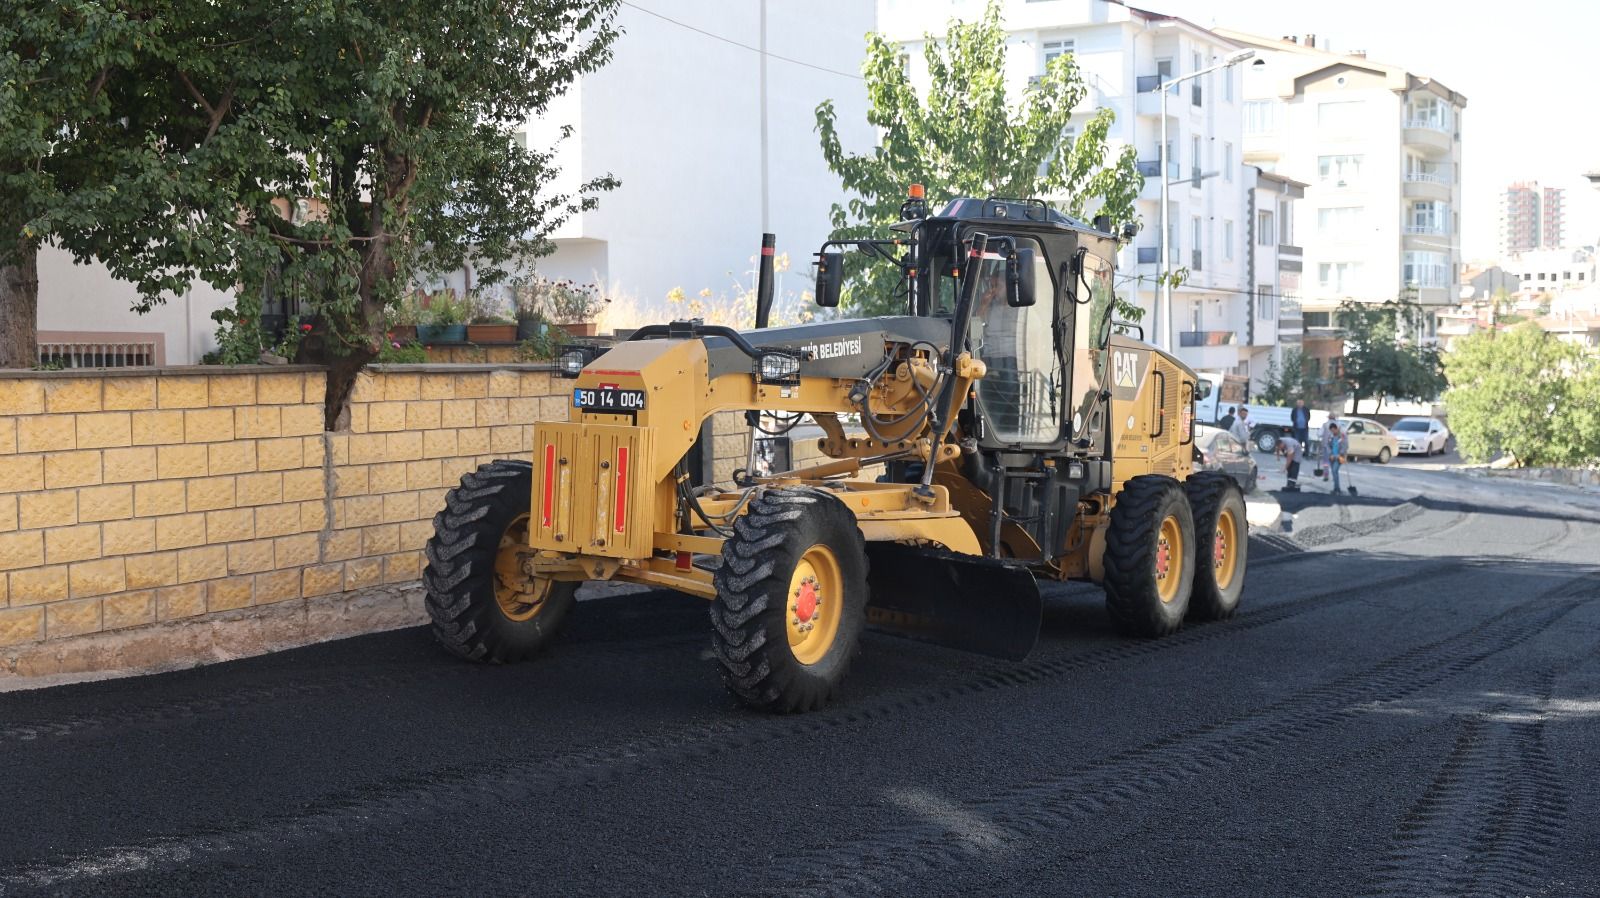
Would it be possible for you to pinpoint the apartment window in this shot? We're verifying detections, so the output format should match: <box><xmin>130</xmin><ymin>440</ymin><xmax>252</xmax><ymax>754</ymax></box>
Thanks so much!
<box><xmin>1257</xmin><ymin>210</ymin><xmax>1274</xmax><ymax>246</ymax></box>
<box><xmin>1318</xmin><ymin>154</ymin><xmax>1363</xmax><ymax>186</ymax></box>
<box><xmin>1244</xmin><ymin>100</ymin><xmax>1279</xmax><ymax>135</ymax></box>
<box><xmin>1157</xmin><ymin>58</ymin><xmax>1175</xmax><ymax>94</ymax></box>
<box><xmin>1257</xmin><ymin>285</ymin><xmax>1274</xmax><ymax>320</ymax></box>
<box><xmin>1317</xmin><ymin>100</ymin><xmax>1363</xmax><ymax>132</ymax></box>
<box><xmin>1408</xmin><ymin>202</ymin><xmax>1447</xmax><ymax>233</ymax></box>
<box><xmin>1317</xmin><ymin>206</ymin><xmax>1365</xmax><ymax>239</ymax></box>
<box><xmin>1403</xmin><ymin>252</ymin><xmax>1449</xmax><ymax>288</ymax></box>
<box><xmin>1223</xmin><ymin>220</ymin><xmax>1234</xmax><ymax>261</ymax></box>
<box><xmin>1192</xmin><ymin>216</ymin><xmax>1202</xmax><ymax>252</ymax></box>
<box><xmin>1406</xmin><ymin>95</ymin><xmax>1450</xmax><ymax>130</ymax></box>
<box><xmin>1223</xmin><ymin>143</ymin><xmax>1233</xmax><ymax>181</ymax></box>
<box><xmin>1042</xmin><ymin>39</ymin><xmax>1074</xmax><ymax>69</ymax></box>
<box><xmin>1279</xmin><ymin>199</ymin><xmax>1293</xmax><ymax>244</ymax></box>
<box><xmin>1319</xmin><ymin>262</ymin><xmax>1363</xmax><ymax>292</ymax></box>
<box><xmin>1224</xmin><ymin>66</ymin><xmax>1234</xmax><ymax>102</ymax></box>
<box><xmin>1304</xmin><ymin>311</ymin><xmax>1331</xmax><ymax>328</ymax></box>
<box><xmin>1191</xmin><ymin>135</ymin><xmax>1202</xmax><ymax>182</ymax></box>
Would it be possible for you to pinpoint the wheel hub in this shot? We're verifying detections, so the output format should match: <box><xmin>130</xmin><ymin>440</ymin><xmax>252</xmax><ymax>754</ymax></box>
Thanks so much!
<box><xmin>1213</xmin><ymin>527</ymin><xmax>1227</xmax><ymax>568</ymax></box>
<box><xmin>1156</xmin><ymin>537</ymin><xmax>1171</xmax><ymax>580</ymax></box>
<box><xmin>793</xmin><ymin>576</ymin><xmax>820</xmax><ymax>625</ymax></box>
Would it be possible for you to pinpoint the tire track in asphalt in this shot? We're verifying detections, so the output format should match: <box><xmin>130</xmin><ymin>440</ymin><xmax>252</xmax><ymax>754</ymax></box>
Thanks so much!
<box><xmin>1356</xmin><ymin>670</ymin><xmax>1569</xmax><ymax>898</ymax></box>
<box><xmin>0</xmin><ymin>558</ymin><xmax>1470</xmax><ymax>893</ymax></box>
<box><xmin>767</xmin><ymin>572</ymin><xmax>1597</xmax><ymax>898</ymax></box>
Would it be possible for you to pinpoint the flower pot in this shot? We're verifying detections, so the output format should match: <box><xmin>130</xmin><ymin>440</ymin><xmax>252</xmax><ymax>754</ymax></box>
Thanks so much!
<box><xmin>467</xmin><ymin>323</ymin><xmax>518</xmax><ymax>344</ymax></box>
<box><xmin>516</xmin><ymin>318</ymin><xmax>544</xmax><ymax>341</ymax></box>
<box><xmin>558</xmin><ymin>322</ymin><xmax>599</xmax><ymax>338</ymax></box>
<box><xmin>416</xmin><ymin>324</ymin><xmax>467</xmax><ymax>343</ymax></box>
<box><xmin>388</xmin><ymin>325</ymin><xmax>417</xmax><ymax>343</ymax></box>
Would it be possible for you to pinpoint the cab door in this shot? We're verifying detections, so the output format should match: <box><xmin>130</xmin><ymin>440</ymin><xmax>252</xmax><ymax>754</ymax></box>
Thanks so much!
<box><xmin>969</xmin><ymin>235</ymin><xmax>1063</xmax><ymax>447</ymax></box>
<box><xmin>1345</xmin><ymin>420</ymin><xmax>1376</xmax><ymax>458</ymax></box>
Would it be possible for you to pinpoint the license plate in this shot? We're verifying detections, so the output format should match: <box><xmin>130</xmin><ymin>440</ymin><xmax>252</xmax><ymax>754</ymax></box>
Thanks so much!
<box><xmin>573</xmin><ymin>386</ymin><xmax>646</xmax><ymax>412</ymax></box>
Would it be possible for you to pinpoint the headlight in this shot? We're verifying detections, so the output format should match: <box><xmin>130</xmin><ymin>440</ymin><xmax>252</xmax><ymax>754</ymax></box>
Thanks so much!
<box><xmin>758</xmin><ymin>351</ymin><xmax>801</xmax><ymax>385</ymax></box>
<box><xmin>558</xmin><ymin>349</ymin><xmax>586</xmax><ymax>379</ymax></box>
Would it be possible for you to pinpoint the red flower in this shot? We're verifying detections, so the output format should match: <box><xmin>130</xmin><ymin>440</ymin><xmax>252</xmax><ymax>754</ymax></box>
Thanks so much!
<box><xmin>300</xmin><ymin>323</ymin><xmax>313</xmax><ymax>332</ymax></box>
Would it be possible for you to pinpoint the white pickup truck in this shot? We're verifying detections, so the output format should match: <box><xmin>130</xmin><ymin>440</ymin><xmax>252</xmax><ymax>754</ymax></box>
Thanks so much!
<box><xmin>1194</xmin><ymin>372</ymin><xmax>1331</xmax><ymax>453</ymax></box>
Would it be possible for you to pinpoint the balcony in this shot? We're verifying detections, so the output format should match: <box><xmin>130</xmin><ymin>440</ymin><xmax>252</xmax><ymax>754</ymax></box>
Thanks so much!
<box><xmin>1403</xmin><ymin>120</ymin><xmax>1452</xmax><ymax>156</ymax></box>
<box><xmin>1403</xmin><ymin>172</ymin><xmax>1451</xmax><ymax>201</ymax></box>
<box><xmin>1135</xmin><ymin>87</ymin><xmax>1178</xmax><ymax>118</ymax></box>
<box><xmin>1278</xmin><ymin>243</ymin><xmax>1303</xmax><ymax>258</ymax></box>
<box><xmin>1404</xmin><ymin>223</ymin><xmax>1448</xmax><ymax>236</ymax></box>
<box><xmin>1136</xmin><ymin>159</ymin><xmax>1180</xmax><ymax>180</ymax></box>
<box><xmin>1179</xmin><ymin>330</ymin><xmax>1238</xmax><ymax>347</ymax></box>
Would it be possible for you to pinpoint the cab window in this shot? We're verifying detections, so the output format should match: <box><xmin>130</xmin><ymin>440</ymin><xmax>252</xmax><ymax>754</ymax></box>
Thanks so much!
<box><xmin>967</xmin><ymin>237</ymin><xmax>1058</xmax><ymax>444</ymax></box>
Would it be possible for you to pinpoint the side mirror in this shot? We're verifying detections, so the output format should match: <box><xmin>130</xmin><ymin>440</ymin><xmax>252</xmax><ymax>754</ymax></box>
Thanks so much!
<box><xmin>1007</xmin><ymin>247</ymin><xmax>1036</xmax><ymax>307</ymax></box>
<box><xmin>815</xmin><ymin>251</ymin><xmax>843</xmax><ymax>308</ymax></box>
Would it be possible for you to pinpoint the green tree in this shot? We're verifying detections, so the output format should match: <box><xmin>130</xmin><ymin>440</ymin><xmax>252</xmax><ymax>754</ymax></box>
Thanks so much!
<box><xmin>4</xmin><ymin>0</ymin><xmax>619</xmax><ymax>425</ymax></box>
<box><xmin>1336</xmin><ymin>298</ymin><xmax>1446</xmax><ymax>414</ymax></box>
<box><xmin>1444</xmin><ymin>322</ymin><xmax>1598</xmax><ymax>466</ymax></box>
<box><xmin>0</xmin><ymin>3</ymin><xmax>159</xmax><ymax>367</ymax></box>
<box><xmin>1257</xmin><ymin>348</ymin><xmax>1304</xmax><ymax>406</ymax></box>
<box><xmin>815</xmin><ymin>0</ymin><xmax>1142</xmax><ymax>317</ymax></box>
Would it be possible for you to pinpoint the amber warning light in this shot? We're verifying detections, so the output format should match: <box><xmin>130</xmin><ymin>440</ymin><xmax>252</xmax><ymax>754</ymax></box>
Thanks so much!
<box><xmin>908</xmin><ymin>183</ymin><xmax>925</xmax><ymax>199</ymax></box>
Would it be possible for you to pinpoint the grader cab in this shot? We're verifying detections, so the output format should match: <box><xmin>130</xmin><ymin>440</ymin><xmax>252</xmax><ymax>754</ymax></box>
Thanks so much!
<box><xmin>422</xmin><ymin>193</ymin><xmax>1247</xmax><ymax>712</ymax></box>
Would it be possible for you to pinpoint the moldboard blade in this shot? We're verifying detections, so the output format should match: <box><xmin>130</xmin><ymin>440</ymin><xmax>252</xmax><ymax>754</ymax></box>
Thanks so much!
<box><xmin>864</xmin><ymin>543</ymin><xmax>1042</xmax><ymax>661</ymax></box>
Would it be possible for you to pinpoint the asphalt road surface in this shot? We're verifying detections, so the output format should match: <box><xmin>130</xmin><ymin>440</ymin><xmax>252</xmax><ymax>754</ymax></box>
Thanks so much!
<box><xmin>3</xmin><ymin>466</ymin><xmax>1598</xmax><ymax>897</ymax></box>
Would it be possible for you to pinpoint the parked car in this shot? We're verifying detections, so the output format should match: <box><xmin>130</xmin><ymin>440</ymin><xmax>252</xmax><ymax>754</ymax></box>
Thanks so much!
<box><xmin>1390</xmin><ymin>416</ymin><xmax>1451</xmax><ymax>455</ymax></box>
<box><xmin>1195</xmin><ymin>425</ymin><xmax>1259</xmax><ymax>492</ymax></box>
<box><xmin>1336</xmin><ymin>417</ymin><xmax>1399</xmax><ymax>463</ymax></box>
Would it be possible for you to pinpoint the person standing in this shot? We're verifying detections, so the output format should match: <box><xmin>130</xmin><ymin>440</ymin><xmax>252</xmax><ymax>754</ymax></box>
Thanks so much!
<box><xmin>1276</xmin><ymin>434</ymin><xmax>1302</xmax><ymax>492</ymax></box>
<box><xmin>1230</xmin><ymin>407</ymin><xmax>1252</xmax><ymax>447</ymax></box>
<box><xmin>1218</xmin><ymin>406</ymin><xmax>1237</xmax><ymax>432</ymax></box>
<box><xmin>1326</xmin><ymin>423</ymin><xmax>1347</xmax><ymax>496</ymax></box>
<box><xmin>1290</xmin><ymin>398</ymin><xmax>1311</xmax><ymax>448</ymax></box>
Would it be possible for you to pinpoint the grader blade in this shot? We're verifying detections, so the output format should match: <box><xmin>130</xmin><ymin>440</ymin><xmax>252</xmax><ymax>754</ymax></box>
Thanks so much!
<box><xmin>864</xmin><ymin>543</ymin><xmax>1042</xmax><ymax>661</ymax></box>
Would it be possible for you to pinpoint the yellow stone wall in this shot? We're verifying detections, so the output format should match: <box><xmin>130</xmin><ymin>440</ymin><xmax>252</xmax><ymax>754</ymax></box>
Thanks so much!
<box><xmin>0</xmin><ymin>364</ymin><xmax>563</xmax><ymax>671</ymax></box>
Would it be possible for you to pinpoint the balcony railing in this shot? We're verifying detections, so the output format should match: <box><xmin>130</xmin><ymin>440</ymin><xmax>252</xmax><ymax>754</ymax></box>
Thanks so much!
<box><xmin>1405</xmin><ymin>224</ymin><xmax>1447</xmax><ymax>235</ymax></box>
<box><xmin>1137</xmin><ymin>246</ymin><xmax>1159</xmax><ymax>264</ymax></box>
<box><xmin>38</xmin><ymin>340</ymin><xmax>159</xmax><ymax>369</ymax></box>
<box><xmin>1279</xmin><ymin>298</ymin><xmax>1303</xmax><ymax>317</ymax></box>
<box><xmin>1137</xmin><ymin>159</ymin><xmax>1181</xmax><ymax>180</ymax></box>
<box><xmin>1405</xmin><ymin>170</ymin><xmax>1449</xmax><ymax>184</ymax></box>
<box><xmin>1404</xmin><ymin>117</ymin><xmax>1449</xmax><ymax>132</ymax></box>
<box><xmin>1278</xmin><ymin>243</ymin><xmax>1303</xmax><ymax>256</ymax></box>
<box><xmin>1136</xmin><ymin>74</ymin><xmax>1161</xmax><ymax>93</ymax></box>
<box><xmin>1179</xmin><ymin>330</ymin><xmax>1237</xmax><ymax>347</ymax></box>
<box><xmin>1191</xmin><ymin>249</ymin><xmax>1202</xmax><ymax>271</ymax></box>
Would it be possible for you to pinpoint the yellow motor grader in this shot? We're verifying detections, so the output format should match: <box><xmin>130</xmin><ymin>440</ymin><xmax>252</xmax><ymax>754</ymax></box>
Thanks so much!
<box><xmin>423</xmin><ymin>193</ymin><xmax>1247</xmax><ymax>712</ymax></box>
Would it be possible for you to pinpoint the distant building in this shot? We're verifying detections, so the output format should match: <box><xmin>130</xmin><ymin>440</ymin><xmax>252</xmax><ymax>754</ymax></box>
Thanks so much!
<box><xmin>1503</xmin><ymin>246</ymin><xmax>1594</xmax><ymax>293</ymax></box>
<box><xmin>1223</xmin><ymin>29</ymin><xmax>1466</xmax><ymax>341</ymax></box>
<box><xmin>1246</xmin><ymin>167</ymin><xmax>1305</xmax><ymax>394</ymax></box>
<box><xmin>1462</xmin><ymin>263</ymin><xmax>1517</xmax><ymax>302</ymax></box>
<box><xmin>1501</xmin><ymin>181</ymin><xmax>1565</xmax><ymax>257</ymax></box>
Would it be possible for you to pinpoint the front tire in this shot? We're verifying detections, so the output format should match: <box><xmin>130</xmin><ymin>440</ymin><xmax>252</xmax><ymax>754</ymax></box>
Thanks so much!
<box><xmin>1184</xmin><ymin>472</ymin><xmax>1247</xmax><ymax>621</ymax></box>
<box><xmin>1103</xmin><ymin>476</ymin><xmax>1195</xmax><ymax>637</ymax></box>
<box><xmin>711</xmin><ymin>487</ymin><xmax>868</xmax><ymax>713</ymax></box>
<box><xmin>424</xmin><ymin>460</ymin><xmax>577</xmax><ymax>663</ymax></box>
<box><xmin>1378</xmin><ymin>447</ymin><xmax>1393</xmax><ymax>464</ymax></box>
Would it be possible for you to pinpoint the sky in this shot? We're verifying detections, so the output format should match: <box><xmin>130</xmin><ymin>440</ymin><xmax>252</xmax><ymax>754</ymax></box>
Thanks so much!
<box><xmin>1150</xmin><ymin>0</ymin><xmax>1600</xmax><ymax>262</ymax></box>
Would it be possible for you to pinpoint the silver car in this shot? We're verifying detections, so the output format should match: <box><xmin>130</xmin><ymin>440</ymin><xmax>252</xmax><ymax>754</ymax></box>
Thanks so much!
<box><xmin>1391</xmin><ymin>416</ymin><xmax>1451</xmax><ymax>456</ymax></box>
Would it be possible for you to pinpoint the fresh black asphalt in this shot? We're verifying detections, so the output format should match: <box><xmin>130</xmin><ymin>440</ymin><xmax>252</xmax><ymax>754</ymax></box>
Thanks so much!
<box><xmin>2</xmin><ymin>462</ymin><xmax>1598</xmax><ymax>897</ymax></box>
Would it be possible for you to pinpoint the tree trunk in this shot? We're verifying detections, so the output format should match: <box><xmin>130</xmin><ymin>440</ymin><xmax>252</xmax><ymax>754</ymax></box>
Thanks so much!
<box><xmin>0</xmin><ymin>244</ymin><xmax>40</xmax><ymax>368</ymax></box>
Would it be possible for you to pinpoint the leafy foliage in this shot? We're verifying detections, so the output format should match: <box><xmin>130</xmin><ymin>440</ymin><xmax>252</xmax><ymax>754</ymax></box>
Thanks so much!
<box><xmin>1336</xmin><ymin>299</ymin><xmax>1446</xmax><ymax>413</ymax></box>
<box><xmin>376</xmin><ymin>340</ymin><xmax>429</xmax><ymax>364</ymax></box>
<box><xmin>1445</xmin><ymin>323</ymin><xmax>1599</xmax><ymax>467</ymax></box>
<box><xmin>814</xmin><ymin>0</ymin><xmax>1142</xmax><ymax>317</ymax></box>
<box><xmin>4</xmin><ymin>0</ymin><xmax>620</xmax><ymax>424</ymax></box>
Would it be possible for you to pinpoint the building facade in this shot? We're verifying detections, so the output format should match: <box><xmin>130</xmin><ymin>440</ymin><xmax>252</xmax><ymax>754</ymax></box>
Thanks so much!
<box><xmin>1246</xmin><ymin>168</ymin><xmax>1304</xmax><ymax>393</ymax></box>
<box><xmin>509</xmin><ymin>0</ymin><xmax>875</xmax><ymax>320</ymax></box>
<box><xmin>879</xmin><ymin>0</ymin><xmax>1254</xmax><ymax>377</ymax></box>
<box><xmin>1223</xmin><ymin>30</ymin><xmax>1465</xmax><ymax>340</ymax></box>
<box><xmin>1501</xmin><ymin>181</ymin><xmax>1565</xmax><ymax>256</ymax></box>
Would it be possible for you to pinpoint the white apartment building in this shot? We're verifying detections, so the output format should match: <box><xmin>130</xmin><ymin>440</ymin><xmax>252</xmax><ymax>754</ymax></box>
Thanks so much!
<box><xmin>877</xmin><ymin>0</ymin><xmax>1254</xmax><ymax>377</ymax></box>
<box><xmin>506</xmin><ymin>0</ymin><xmax>875</xmax><ymax>315</ymax></box>
<box><xmin>1505</xmin><ymin>247</ymin><xmax>1594</xmax><ymax>293</ymax></box>
<box><xmin>1223</xmin><ymin>31</ymin><xmax>1466</xmax><ymax>339</ymax></box>
<box><xmin>1246</xmin><ymin>167</ymin><xmax>1305</xmax><ymax>393</ymax></box>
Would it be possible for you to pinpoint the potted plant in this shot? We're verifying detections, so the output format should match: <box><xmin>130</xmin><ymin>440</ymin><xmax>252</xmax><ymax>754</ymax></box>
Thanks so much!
<box><xmin>521</xmin><ymin>276</ymin><xmax>607</xmax><ymax>337</ymax></box>
<box><xmin>387</xmin><ymin>293</ymin><xmax>426</xmax><ymax>344</ymax></box>
<box><xmin>466</xmin><ymin>293</ymin><xmax>518</xmax><ymax>343</ymax></box>
<box><xmin>417</xmin><ymin>293</ymin><xmax>469</xmax><ymax>343</ymax></box>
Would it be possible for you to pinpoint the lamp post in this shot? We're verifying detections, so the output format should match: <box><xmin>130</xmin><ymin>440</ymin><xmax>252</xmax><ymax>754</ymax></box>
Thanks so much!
<box><xmin>1158</xmin><ymin>48</ymin><xmax>1257</xmax><ymax>352</ymax></box>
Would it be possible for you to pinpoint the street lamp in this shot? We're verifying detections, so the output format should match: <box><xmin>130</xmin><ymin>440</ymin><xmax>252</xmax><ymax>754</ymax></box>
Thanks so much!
<box><xmin>1157</xmin><ymin>48</ymin><xmax>1259</xmax><ymax>352</ymax></box>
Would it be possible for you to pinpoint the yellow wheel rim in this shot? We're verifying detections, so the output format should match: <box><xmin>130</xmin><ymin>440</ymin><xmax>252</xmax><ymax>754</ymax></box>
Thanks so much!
<box><xmin>1213</xmin><ymin>507</ymin><xmax>1239</xmax><ymax>590</ymax></box>
<box><xmin>786</xmin><ymin>543</ymin><xmax>844</xmax><ymax>666</ymax></box>
<box><xmin>493</xmin><ymin>513</ymin><xmax>551</xmax><ymax>621</ymax></box>
<box><xmin>1155</xmin><ymin>514</ymin><xmax>1184</xmax><ymax>604</ymax></box>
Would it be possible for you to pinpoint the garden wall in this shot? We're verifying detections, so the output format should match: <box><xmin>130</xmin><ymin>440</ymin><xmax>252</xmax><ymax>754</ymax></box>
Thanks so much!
<box><xmin>0</xmin><ymin>364</ymin><xmax>751</xmax><ymax>681</ymax></box>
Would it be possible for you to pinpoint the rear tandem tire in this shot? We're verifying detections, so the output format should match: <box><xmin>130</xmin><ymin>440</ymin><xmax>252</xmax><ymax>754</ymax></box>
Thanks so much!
<box><xmin>1103</xmin><ymin>475</ymin><xmax>1196</xmax><ymax>637</ymax></box>
<box><xmin>423</xmin><ymin>459</ymin><xmax>577</xmax><ymax>663</ymax></box>
<box><xmin>1183</xmin><ymin>471</ymin><xmax>1248</xmax><ymax>621</ymax></box>
<box><xmin>711</xmin><ymin>487</ymin><xmax>868</xmax><ymax>713</ymax></box>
